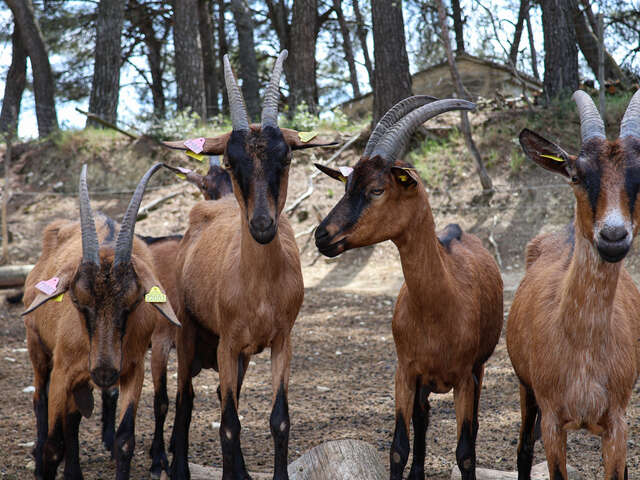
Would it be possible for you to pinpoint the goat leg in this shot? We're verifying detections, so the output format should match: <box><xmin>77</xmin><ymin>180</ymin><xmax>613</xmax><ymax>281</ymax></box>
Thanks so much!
<box><xmin>602</xmin><ymin>411</ymin><xmax>628</xmax><ymax>480</ymax></box>
<box><xmin>27</xmin><ymin>330</ymin><xmax>50</xmax><ymax>480</ymax></box>
<box><xmin>407</xmin><ymin>381</ymin><xmax>430</xmax><ymax>480</ymax></box>
<box><xmin>390</xmin><ymin>367</ymin><xmax>415</xmax><ymax>480</ymax></box>
<box><xmin>540</xmin><ymin>410</ymin><xmax>567</xmax><ymax>480</ymax></box>
<box><xmin>101</xmin><ymin>387</ymin><xmax>118</xmax><ymax>456</ymax></box>
<box><xmin>114</xmin><ymin>366</ymin><xmax>144</xmax><ymax>480</ymax></box>
<box><xmin>150</xmin><ymin>334</ymin><xmax>171</xmax><ymax>479</ymax></box>
<box><xmin>516</xmin><ymin>384</ymin><xmax>538</xmax><ymax>480</ymax></box>
<box><xmin>270</xmin><ymin>336</ymin><xmax>291</xmax><ymax>480</ymax></box>
<box><xmin>454</xmin><ymin>372</ymin><xmax>477</xmax><ymax>480</ymax></box>
<box><xmin>62</xmin><ymin>409</ymin><xmax>83</xmax><ymax>479</ymax></box>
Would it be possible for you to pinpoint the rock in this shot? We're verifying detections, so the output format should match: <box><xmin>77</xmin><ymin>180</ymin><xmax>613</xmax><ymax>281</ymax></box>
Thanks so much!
<box><xmin>450</xmin><ymin>462</ymin><xmax>582</xmax><ymax>479</ymax></box>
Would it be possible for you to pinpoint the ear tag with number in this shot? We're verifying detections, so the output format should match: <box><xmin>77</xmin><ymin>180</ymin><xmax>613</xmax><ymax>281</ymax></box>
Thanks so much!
<box><xmin>145</xmin><ymin>286</ymin><xmax>167</xmax><ymax>303</ymax></box>
<box><xmin>35</xmin><ymin>277</ymin><xmax>59</xmax><ymax>295</ymax></box>
<box><xmin>299</xmin><ymin>131</ymin><xmax>318</xmax><ymax>143</ymax></box>
<box><xmin>184</xmin><ymin>137</ymin><xmax>205</xmax><ymax>154</ymax></box>
<box><xmin>186</xmin><ymin>151</ymin><xmax>207</xmax><ymax>162</ymax></box>
<box><xmin>540</xmin><ymin>154</ymin><xmax>564</xmax><ymax>163</ymax></box>
<box><xmin>54</xmin><ymin>293</ymin><xmax>64</xmax><ymax>302</ymax></box>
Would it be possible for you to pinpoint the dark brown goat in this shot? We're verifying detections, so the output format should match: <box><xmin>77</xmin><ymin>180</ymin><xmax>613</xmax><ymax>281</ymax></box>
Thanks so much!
<box><xmin>22</xmin><ymin>164</ymin><xmax>180</xmax><ymax>480</ymax></box>
<box><xmin>163</xmin><ymin>51</ymin><xmax>334</xmax><ymax>479</ymax></box>
<box><xmin>314</xmin><ymin>96</ymin><xmax>503</xmax><ymax>480</ymax></box>
<box><xmin>508</xmin><ymin>90</ymin><xmax>640</xmax><ymax>479</ymax></box>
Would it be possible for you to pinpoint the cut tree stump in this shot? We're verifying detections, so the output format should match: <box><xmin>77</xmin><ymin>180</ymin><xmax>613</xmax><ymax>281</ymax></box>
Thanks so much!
<box><xmin>0</xmin><ymin>264</ymin><xmax>33</xmax><ymax>287</ymax></box>
<box><xmin>189</xmin><ymin>439</ymin><xmax>386</xmax><ymax>480</ymax></box>
<box><xmin>450</xmin><ymin>462</ymin><xmax>582</xmax><ymax>479</ymax></box>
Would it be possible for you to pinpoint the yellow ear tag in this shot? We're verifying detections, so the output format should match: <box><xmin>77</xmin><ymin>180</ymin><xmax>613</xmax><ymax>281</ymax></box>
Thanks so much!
<box><xmin>540</xmin><ymin>154</ymin><xmax>564</xmax><ymax>163</ymax></box>
<box><xmin>186</xmin><ymin>150</ymin><xmax>207</xmax><ymax>162</ymax></box>
<box><xmin>399</xmin><ymin>175</ymin><xmax>408</xmax><ymax>182</ymax></box>
<box><xmin>298</xmin><ymin>131</ymin><xmax>318</xmax><ymax>143</ymax></box>
<box><xmin>176</xmin><ymin>173</ymin><xmax>186</xmax><ymax>180</ymax></box>
<box><xmin>340</xmin><ymin>176</ymin><xmax>347</xmax><ymax>184</ymax></box>
<box><xmin>145</xmin><ymin>286</ymin><xmax>167</xmax><ymax>303</ymax></box>
<box><xmin>54</xmin><ymin>293</ymin><xmax>64</xmax><ymax>302</ymax></box>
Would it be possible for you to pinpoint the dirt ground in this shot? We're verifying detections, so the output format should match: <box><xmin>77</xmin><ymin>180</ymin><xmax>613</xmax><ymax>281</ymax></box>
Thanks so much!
<box><xmin>2</xmin><ymin>137</ymin><xmax>640</xmax><ymax>479</ymax></box>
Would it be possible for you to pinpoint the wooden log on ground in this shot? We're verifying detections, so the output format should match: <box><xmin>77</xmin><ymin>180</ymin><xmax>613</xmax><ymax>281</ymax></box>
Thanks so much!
<box><xmin>450</xmin><ymin>461</ymin><xmax>582</xmax><ymax>479</ymax></box>
<box><xmin>189</xmin><ymin>463</ymin><xmax>271</xmax><ymax>480</ymax></box>
<box><xmin>0</xmin><ymin>264</ymin><xmax>33</xmax><ymax>287</ymax></box>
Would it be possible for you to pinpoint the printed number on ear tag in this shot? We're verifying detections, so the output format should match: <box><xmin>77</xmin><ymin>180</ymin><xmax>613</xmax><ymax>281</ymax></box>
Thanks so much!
<box><xmin>186</xmin><ymin>151</ymin><xmax>207</xmax><ymax>162</ymax></box>
<box><xmin>35</xmin><ymin>277</ymin><xmax>59</xmax><ymax>295</ymax></box>
<box><xmin>145</xmin><ymin>286</ymin><xmax>167</xmax><ymax>303</ymax></box>
<box><xmin>54</xmin><ymin>293</ymin><xmax>64</xmax><ymax>302</ymax></box>
<box><xmin>298</xmin><ymin>131</ymin><xmax>318</xmax><ymax>143</ymax></box>
<box><xmin>184</xmin><ymin>137</ymin><xmax>205</xmax><ymax>154</ymax></box>
<box><xmin>540</xmin><ymin>154</ymin><xmax>564</xmax><ymax>163</ymax></box>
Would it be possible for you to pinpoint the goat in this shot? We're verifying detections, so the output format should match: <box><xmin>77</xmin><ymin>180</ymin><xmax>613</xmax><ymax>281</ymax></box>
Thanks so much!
<box><xmin>162</xmin><ymin>51</ymin><xmax>335</xmax><ymax>479</ymax></box>
<box><xmin>22</xmin><ymin>164</ymin><xmax>180</xmax><ymax>480</ymax></box>
<box><xmin>163</xmin><ymin>155</ymin><xmax>232</xmax><ymax>200</ymax></box>
<box><xmin>508</xmin><ymin>90</ymin><xmax>640</xmax><ymax>480</ymax></box>
<box><xmin>314</xmin><ymin>96</ymin><xmax>503</xmax><ymax>480</ymax></box>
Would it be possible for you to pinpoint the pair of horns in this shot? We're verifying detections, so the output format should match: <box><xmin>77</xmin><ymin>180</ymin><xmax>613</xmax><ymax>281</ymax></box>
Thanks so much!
<box><xmin>573</xmin><ymin>89</ymin><xmax>640</xmax><ymax>142</ymax></box>
<box><xmin>79</xmin><ymin>163</ymin><xmax>163</xmax><ymax>267</ymax></box>
<box><xmin>224</xmin><ymin>50</ymin><xmax>288</xmax><ymax>131</ymax></box>
<box><xmin>364</xmin><ymin>96</ymin><xmax>476</xmax><ymax>161</ymax></box>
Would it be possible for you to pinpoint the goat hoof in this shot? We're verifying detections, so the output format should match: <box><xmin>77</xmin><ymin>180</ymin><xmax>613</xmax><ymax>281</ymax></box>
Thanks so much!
<box><xmin>169</xmin><ymin>462</ymin><xmax>190</xmax><ymax>480</ymax></box>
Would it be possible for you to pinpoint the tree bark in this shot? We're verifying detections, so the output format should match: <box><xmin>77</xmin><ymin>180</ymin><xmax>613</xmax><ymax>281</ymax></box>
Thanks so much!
<box><xmin>352</xmin><ymin>0</ymin><xmax>373</xmax><ymax>88</ymax></box>
<box><xmin>0</xmin><ymin>22</ymin><xmax>27</xmax><ymax>136</ymax></box>
<box><xmin>6</xmin><ymin>0</ymin><xmax>58</xmax><ymax>136</ymax></box>
<box><xmin>371</xmin><ymin>0</ymin><xmax>412</xmax><ymax>124</ymax></box>
<box><xmin>580</xmin><ymin>0</ymin><xmax>598</xmax><ymax>33</ymax></box>
<box><xmin>87</xmin><ymin>0</ymin><xmax>126</xmax><ymax>127</ymax></box>
<box><xmin>230</xmin><ymin>0</ymin><xmax>261</xmax><ymax>121</ymax></box>
<box><xmin>525</xmin><ymin>7</ymin><xmax>539</xmax><ymax>80</ymax></box>
<box><xmin>435</xmin><ymin>0</ymin><xmax>492</xmax><ymax>191</ymax></box>
<box><xmin>540</xmin><ymin>0</ymin><xmax>579</xmax><ymax>100</ymax></box>
<box><xmin>289</xmin><ymin>0</ymin><xmax>319</xmax><ymax>115</ymax></box>
<box><xmin>508</xmin><ymin>0</ymin><xmax>528</xmax><ymax>67</ymax></box>
<box><xmin>198</xmin><ymin>0</ymin><xmax>219</xmax><ymax>118</ymax></box>
<box><xmin>173</xmin><ymin>0</ymin><xmax>206</xmax><ymax>118</ymax></box>
<box><xmin>217</xmin><ymin>0</ymin><xmax>230</xmax><ymax>114</ymax></box>
<box><xmin>451</xmin><ymin>0</ymin><xmax>465</xmax><ymax>53</ymax></box>
<box><xmin>334</xmin><ymin>0</ymin><xmax>360</xmax><ymax>98</ymax></box>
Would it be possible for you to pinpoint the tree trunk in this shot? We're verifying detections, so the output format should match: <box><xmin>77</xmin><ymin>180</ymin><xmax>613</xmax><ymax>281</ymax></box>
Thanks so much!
<box><xmin>173</xmin><ymin>0</ymin><xmax>206</xmax><ymax>118</ymax></box>
<box><xmin>525</xmin><ymin>7</ymin><xmax>539</xmax><ymax>80</ymax></box>
<box><xmin>6</xmin><ymin>0</ymin><xmax>58</xmax><ymax>137</ymax></box>
<box><xmin>199</xmin><ymin>0</ymin><xmax>219</xmax><ymax>118</ymax></box>
<box><xmin>571</xmin><ymin>2</ymin><xmax>627</xmax><ymax>86</ymax></box>
<box><xmin>289</xmin><ymin>0</ymin><xmax>319</xmax><ymax>115</ymax></box>
<box><xmin>87</xmin><ymin>0</ymin><xmax>126</xmax><ymax>127</ymax></box>
<box><xmin>435</xmin><ymin>0</ymin><xmax>492</xmax><ymax>192</ymax></box>
<box><xmin>508</xmin><ymin>0</ymin><xmax>528</xmax><ymax>67</ymax></box>
<box><xmin>352</xmin><ymin>0</ymin><xmax>373</xmax><ymax>89</ymax></box>
<box><xmin>451</xmin><ymin>0</ymin><xmax>465</xmax><ymax>53</ymax></box>
<box><xmin>580</xmin><ymin>0</ymin><xmax>598</xmax><ymax>33</ymax></box>
<box><xmin>371</xmin><ymin>0</ymin><xmax>412</xmax><ymax>125</ymax></box>
<box><xmin>230</xmin><ymin>0</ymin><xmax>261</xmax><ymax>121</ymax></box>
<box><xmin>0</xmin><ymin>22</ymin><xmax>27</xmax><ymax>136</ymax></box>
<box><xmin>540</xmin><ymin>0</ymin><xmax>579</xmax><ymax>100</ymax></box>
<box><xmin>334</xmin><ymin>0</ymin><xmax>360</xmax><ymax>98</ymax></box>
<box><xmin>217</xmin><ymin>0</ymin><xmax>229</xmax><ymax>114</ymax></box>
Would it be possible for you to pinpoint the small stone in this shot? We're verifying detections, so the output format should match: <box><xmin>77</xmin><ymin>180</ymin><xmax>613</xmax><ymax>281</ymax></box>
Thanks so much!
<box><xmin>211</xmin><ymin>422</ymin><xmax>221</xmax><ymax>429</ymax></box>
<box><xmin>23</xmin><ymin>386</ymin><xmax>35</xmax><ymax>393</ymax></box>
<box><xmin>19</xmin><ymin>441</ymin><xmax>34</xmax><ymax>448</ymax></box>
<box><xmin>316</xmin><ymin>386</ymin><xmax>330</xmax><ymax>392</ymax></box>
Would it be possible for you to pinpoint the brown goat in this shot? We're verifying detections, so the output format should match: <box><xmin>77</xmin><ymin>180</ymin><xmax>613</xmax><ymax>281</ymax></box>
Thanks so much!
<box><xmin>22</xmin><ymin>164</ymin><xmax>180</xmax><ymax>480</ymax></box>
<box><xmin>508</xmin><ymin>91</ymin><xmax>640</xmax><ymax>480</ymax></box>
<box><xmin>314</xmin><ymin>96</ymin><xmax>503</xmax><ymax>480</ymax></box>
<box><xmin>163</xmin><ymin>51</ymin><xmax>334</xmax><ymax>479</ymax></box>
<box><xmin>163</xmin><ymin>155</ymin><xmax>232</xmax><ymax>200</ymax></box>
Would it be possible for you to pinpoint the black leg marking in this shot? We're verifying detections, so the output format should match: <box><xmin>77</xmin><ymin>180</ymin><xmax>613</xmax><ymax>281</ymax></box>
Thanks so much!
<box><xmin>552</xmin><ymin>465</ymin><xmax>565</xmax><ymax>480</ymax></box>
<box><xmin>517</xmin><ymin>387</ymin><xmax>538</xmax><ymax>480</ymax></box>
<box><xmin>42</xmin><ymin>417</ymin><xmax>64</xmax><ymax>480</ymax></box>
<box><xmin>220</xmin><ymin>391</ymin><xmax>250</xmax><ymax>479</ymax></box>
<box><xmin>62</xmin><ymin>410</ymin><xmax>83</xmax><ymax>479</ymax></box>
<box><xmin>102</xmin><ymin>387</ymin><xmax>118</xmax><ymax>456</ymax></box>
<box><xmin>114</xmin><ymin>403</ymin><xmax>136</xmax><ymax>480</ymax></box>
<box><xmin>456</xmin><ymin>420</ymin><xmax>476</xmax><ymax>480</ymax></box>
<box><xmin>33</xmin><ymin>379</ymin><xmax>49</xmax><ymax>479</ymax></box>
<box><xmin>170</xmin><ymin>384</ymin><xmax>194</xmax><ymax>479</ymax></box>
<box><xmin>390</xmin><ymin>412</ymin><xmax>410</xmax><ymax>480</ymax></box>
<box><xmin>408</xmin><ymin>383</ymin><xmax>430</xmax><ymax>480</ymax></box>
<box><xmin>270</xmin><ymin>384</ymin><xmax>290</xmax><ymax>480</ymax></box>
<box><xmin>150</xmin><ymin>372</ymin><xmax>169</xmax><ymax>479</ymax></box>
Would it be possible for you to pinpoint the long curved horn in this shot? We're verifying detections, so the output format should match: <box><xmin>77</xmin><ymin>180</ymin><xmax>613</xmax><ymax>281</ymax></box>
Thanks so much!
<box><xmin>261</xmin><ymin>50</ymin><xmax>288</xmax><ymax>129</ymax></box>
<box><xmin>79</xmin><ymin>164</ymin><xmax>100</xmax><ymax>266</ymax></box>
<box><xmin>363</xmin><ymin>95</ymin><xmax>438</xmax><ymax>157</ymax></box>
<box><xmin>572</xmin><ymin>90</ymin><xmax>605</xmax><ymax>142</ymax></box>
<box><xmin>370</xmin><ymin>99</ymin><xmax>476</xmax><ymax>161</ymax></box>
<box><xmin>114</xmin><ymin>163</ymin><xmax>163</xmax><ymax>266</ymax></box>
<box><xmin>620</xmin><ymin>89</ymin><xmax>640</xmax><ymax>139</ymax></box>
<box><xmin>223</xmin><ymin>54</ymin><xmax>249</xmax><ymax>131</ymax></box>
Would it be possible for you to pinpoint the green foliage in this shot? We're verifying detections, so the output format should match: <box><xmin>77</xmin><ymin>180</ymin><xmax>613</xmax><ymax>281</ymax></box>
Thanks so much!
<box><xmin>142</xmin><ymin>110</ymin><xmax>231</xmax><ymax>140</ymax></box>
<box><xmin>509</xmin><ymin>146</ymin><xmax>526</xmax><ymax>173</ymax></box>
<box><xmin>281</xmin><ymin>101</ymin><xmax>318</xmax><ymax>131</ymax></box>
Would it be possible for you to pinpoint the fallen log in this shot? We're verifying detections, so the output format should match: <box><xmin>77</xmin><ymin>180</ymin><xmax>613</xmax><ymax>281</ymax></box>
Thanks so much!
<box><xmin>0</xmin><ymin>264</ymin><xmax>34</xmax><ymax>288</ymax></box>
<box><xmin>450</xmin><ymin>461</ymin><xmax>582</xmax><ymax>479</ymax></box>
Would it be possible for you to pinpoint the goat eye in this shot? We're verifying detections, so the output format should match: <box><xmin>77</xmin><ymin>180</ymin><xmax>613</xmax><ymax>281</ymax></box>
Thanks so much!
<box><xmin>570</xmin><ymin>175</ymin><xmax>580</xmax><ymax>184</ymax></box>
<box><xmin>371</xmin><ymin>188</ymin><xmax>384</xmax><ymax>197</ymax></box>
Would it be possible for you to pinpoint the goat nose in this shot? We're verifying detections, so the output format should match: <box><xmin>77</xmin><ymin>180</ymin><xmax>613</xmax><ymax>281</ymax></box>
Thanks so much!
<box><xmin>250</xmin><ymin>214</ymin><xmax>274</xmax><ymax>232</ymax></box>
<box><xmin>90</xmin><ymin>366</ymin><xmax>119</xmax><ymax>388</ymax></box>
<box><xmin>600</xmin><ymin>224</ymin><xmax>628</xmax><ymax>243</ymax></box>
<box><xmin>315</xmin><ymin>225</ymin><xmax>329</xmax><ymax>242</ymax></box>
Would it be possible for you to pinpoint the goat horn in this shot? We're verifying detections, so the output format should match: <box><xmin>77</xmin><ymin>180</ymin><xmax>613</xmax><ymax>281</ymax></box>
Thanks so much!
<box><xmin>261</xmin><ymin>50</ymin><xmax>288</xmax><ymax>129</ymax></box>
<box><xmin>223</xmin><ymin>54</ymin><xmax>250</xmax><ymax>131</ymax></box>
<box><xmin>370</xmin><ymin>99</ymin><xmax>476</xmax><ymax>161</ymax></box>
<box><xmin>572</xmin><ymin>90</ymin><xmax>605</xmax><ymax>142</ymax></box>
<box><xmin>114</xmin><ymin>163</ymin><xmax>163</xmax><ymax>266</ymax></box>
<box><xmin>79</xmin><ymin>164</ymin><xmax>100</xmax><ymax>266</ymax></box>
<box><xmin>620</xmin><ymin>89</ymin><xmax>640</xmax><ymax>139</ymax></box>
<box><xmin>363</xmin><ymin>95</ymin><xmax>438</xmax><ymax>157</ymax></box>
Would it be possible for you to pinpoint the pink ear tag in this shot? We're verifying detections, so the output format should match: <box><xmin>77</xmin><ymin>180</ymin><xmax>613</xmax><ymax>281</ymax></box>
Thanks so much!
<box><xmin>338</xmin><ymin>166</ymin><xmax>353</xmax><ymax>178</ymax></box>
<box><xmin>35</xmin><ymin>277</ymin><xmax>59</xmax><ymax>296</ymax></box>
<box><xmin>184</xmin><ymin>137</ymin><xmax>205</xmax><ymax>154</ymax></box>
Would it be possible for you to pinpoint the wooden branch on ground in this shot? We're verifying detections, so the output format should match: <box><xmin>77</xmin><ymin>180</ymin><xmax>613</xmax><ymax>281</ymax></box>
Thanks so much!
<box><xmin>137</xmin><ymin>190</ymin><xmax>182</xmax><ymax>220</ymax></box>
<box><xmin>0</xmin><ymin>264</ymin><xmax>34</xmax><ymax>288</ymax></box>
<box><xmin>75</xmin><ymin>108</ymin><xmax>138</xmax><ymax>139</ymax></box>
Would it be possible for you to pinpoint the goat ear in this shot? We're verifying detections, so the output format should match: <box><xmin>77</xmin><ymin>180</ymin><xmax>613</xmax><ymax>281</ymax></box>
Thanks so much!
<box><xmin>391</xmin><ymin>166</ymin><xmax>418</xmax><ymax>188</ymax></box>
<box><xmin>314</xmin><ymin>163</ymin><xmax>349</xmax><ymax>183</ymax></box>
<box><xmin>22</xmin><ymin>271</ymin><xmax>73</xmax><ymax>316</ymax></box>
<box><xmin>519</xmin><ymin>129</ymin><xmax>575</xmax><ymax>178</ymax></box>
<box><xmin>163</xmin><ymin>133</ymin><xmax>231</xmax><ymax>155</ymax></box>
<box><xmin>280</xmin><ymin>128</ymin><xmax>339</xmax><ymax>150</ymax></box>
<box><xmin>161</xmin><ymin>164</ymin><xmax>205</xmax><ymax>190</ymax></box>
<box><xmin>133</xmin><ymin>261</ymin><xmax>181</xmax><ymax>327</ymax></box>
